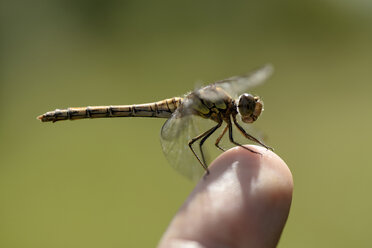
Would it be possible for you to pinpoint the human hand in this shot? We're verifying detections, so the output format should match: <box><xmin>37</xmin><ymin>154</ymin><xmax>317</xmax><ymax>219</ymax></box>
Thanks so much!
<box><xmin>159</xmin><ymin>145</ymin><xmax>293</xmax><ymax>248</ymax></box>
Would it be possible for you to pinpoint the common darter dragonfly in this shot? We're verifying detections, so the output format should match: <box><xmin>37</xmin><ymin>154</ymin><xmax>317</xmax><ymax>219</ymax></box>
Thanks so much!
<box><xmin>38</xmin><ymin>65</ymin><xmax>273</xmax><ymax>180</ymax></box>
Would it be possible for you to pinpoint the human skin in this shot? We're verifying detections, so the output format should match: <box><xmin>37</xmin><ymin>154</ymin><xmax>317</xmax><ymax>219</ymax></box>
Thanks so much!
<box><xmin>158</xmin><ymin>145</ymin><xmax>293</xmax><ymax>248</ymax></box>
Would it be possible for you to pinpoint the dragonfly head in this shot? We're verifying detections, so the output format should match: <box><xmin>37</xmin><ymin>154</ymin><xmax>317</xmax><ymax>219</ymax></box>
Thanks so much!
<box><xmin>237</xmin><ymin>93</ymin><xmax>263</xmax><ymax>123</ymax></box>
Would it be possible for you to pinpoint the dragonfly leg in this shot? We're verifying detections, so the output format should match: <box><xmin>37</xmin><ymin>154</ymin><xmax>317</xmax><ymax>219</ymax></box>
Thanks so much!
<box><xmin>199</xmin><ymin>121</ymin><xmax>222</xmax><ymax>165</ymax></box>
<box><xmin>188</xmin><ymin>123</ymin><xmax>221</xmax><ymax>174</ymax></box>
<box><xmin>232</xmin><ymin>114</ymin><xmax>273</xmax><ymax>151</ymax></box>
<box><xmin>215</xmin><ymin>125</ymin><xmax>228</xmax><ymax>152</ymax></box>
<box><xmin>227</xmin><ymin>118</ymin><xmax>261</xmax><ymax>155</ymax></box>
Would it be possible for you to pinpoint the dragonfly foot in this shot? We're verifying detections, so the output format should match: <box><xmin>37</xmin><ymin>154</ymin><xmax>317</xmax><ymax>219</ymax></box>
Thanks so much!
<box><xmin>263</xmin><ymin>145</ymin><xmax>274</xmax><ymax>151</ymax></box>
<box><xmin>216</xmin><ymin>146</ymin><xmax>226</xmax><ymax>152</ymax></box>
<box><xmin>202</xmin><ymin>169</ymin><xmax>210</xmax><ymax>180</ymax></box>
<box><xmin>239</xmin><ymin>145</ymin><xmax>263</xmax><ymax>156</ymax></box>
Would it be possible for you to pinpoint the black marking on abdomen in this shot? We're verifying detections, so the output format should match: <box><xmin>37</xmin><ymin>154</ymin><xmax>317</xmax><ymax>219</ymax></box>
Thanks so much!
<box><xmin>165</xmin><ymin>100</ymin><xmax>171</xmax><ymax>113</ymax></box>
<box><xmin>171</xmin><ymin>98</ymin><xmax>176</xmax><ymax>108</ymax></box>
<box><xmin>149</xmin><ymin>104</ymin><xmax>155</xmax><ymax>117</ymax></box>
<box><xmin>154</xmin><ymin>103</ymin><xmax>159</xmax><ymax>115</ymax></box>
<box><xmin>128</xmin><ymin>106</ymin><xmax>133</xmax><ymax>117</ymax></box>
<box><xmin>54</xmin><ymin>109</ymin><xmax>61</xmax><ymax>122</ymax></box>
<box><xmin>86</xmin><ymin>107</ymin><xmax>92</xmax><ymax>118</ymax></box>
<box><xmin>108</xmin><ymin>106</ymin><xmax>113</xmax><ymax>117</ymax></box>
<box><xmin>132</xmin><ymin>106</ymin><xmax>137</xmax><ymax>116</ymax></box>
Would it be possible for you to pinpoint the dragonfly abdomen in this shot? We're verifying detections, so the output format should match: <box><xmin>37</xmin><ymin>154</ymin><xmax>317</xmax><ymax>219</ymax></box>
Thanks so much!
<box><xmin>37</xmin><ymin>97</ymin><xmax>182</xmax><ymax>122</ymax></box>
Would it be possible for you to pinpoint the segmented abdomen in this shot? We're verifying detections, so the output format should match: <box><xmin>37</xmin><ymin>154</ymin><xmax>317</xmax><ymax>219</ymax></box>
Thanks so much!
<box><xmin>37</xmin><ymin>97</ymin><xmax>183</xmax><ymax>122</ymax></box>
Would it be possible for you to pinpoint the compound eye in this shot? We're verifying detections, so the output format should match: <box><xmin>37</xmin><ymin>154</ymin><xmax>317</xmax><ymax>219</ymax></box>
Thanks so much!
<box><xmin>238</xmin><ymin>94</ymin><xmax>255</xmax><ymax>115</ymax></box>
<box><xmin>238</xmin><ymin>94</ymin><xmax>261</xmax><ymax>123</ymax></box>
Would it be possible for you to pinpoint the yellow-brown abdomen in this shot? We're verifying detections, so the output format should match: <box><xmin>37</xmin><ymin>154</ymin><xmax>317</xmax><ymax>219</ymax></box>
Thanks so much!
<box><xmin>37</xmin><ymin>97</ymin><xmax>182</xmax><ymax>122</ymax></box>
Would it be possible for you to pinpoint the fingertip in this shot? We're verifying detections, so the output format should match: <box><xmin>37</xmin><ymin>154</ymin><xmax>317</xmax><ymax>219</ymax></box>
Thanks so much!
<box><xmin>201</xmin><ymin>145</ymin><xmax>293</xmax><ymax>201</ymax></box>
<box><xmin>159</xmin><ymin>145</ymin><xmax>293</xmax><ymax>248</ymax></box>
<box><xmin>212</xmin><ymin>145</ymin><xmax>293</xmax><ymax>193</ymax></box>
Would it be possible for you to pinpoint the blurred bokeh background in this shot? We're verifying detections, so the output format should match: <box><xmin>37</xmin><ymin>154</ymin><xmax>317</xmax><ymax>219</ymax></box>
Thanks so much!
<box><xmin>1</xmin><ymin>0</ymin><xmax>371</xmax><ymax>247</ymax></box>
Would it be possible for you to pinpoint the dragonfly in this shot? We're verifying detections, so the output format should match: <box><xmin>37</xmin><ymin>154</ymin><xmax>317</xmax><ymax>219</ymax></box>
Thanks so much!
<box><xmin>38</xmin><ymin>65</ymin><xmax>274</xmax><ymax>180</ymax></box>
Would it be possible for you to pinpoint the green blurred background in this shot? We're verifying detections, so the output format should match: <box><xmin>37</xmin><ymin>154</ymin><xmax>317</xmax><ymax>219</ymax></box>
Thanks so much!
<box><xmin>1</xmin><ymin>0</ymin><xmax>371</xmax><ymax>247</ymax></box>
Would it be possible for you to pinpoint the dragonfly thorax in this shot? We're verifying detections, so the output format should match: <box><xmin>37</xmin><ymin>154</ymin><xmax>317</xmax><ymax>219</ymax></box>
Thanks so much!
<box><xmin>237</xmin><ymin>93</ymin><xmax>263</xmax><ymax>123</ymax></box>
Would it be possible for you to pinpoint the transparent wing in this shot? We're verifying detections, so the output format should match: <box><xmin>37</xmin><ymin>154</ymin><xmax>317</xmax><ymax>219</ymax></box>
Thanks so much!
<box><xmin>214</xmin><ymin>64</ymin><xmax>274</xmax><ymax>98</ymax></box>
<box><xmin>160</xmin><ymin>98</ymin><xmax>217</xmax><ymax>181</ymax></box>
